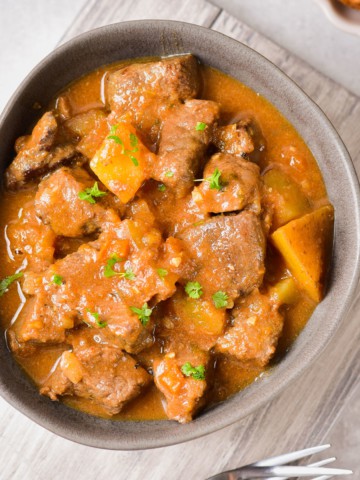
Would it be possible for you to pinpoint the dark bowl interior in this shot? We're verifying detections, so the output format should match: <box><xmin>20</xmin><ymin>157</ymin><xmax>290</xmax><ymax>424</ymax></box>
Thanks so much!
<box><xmin>0</xmin><ymin>20</ymin><xmax>359</xmax><ymax>450</ymax></box>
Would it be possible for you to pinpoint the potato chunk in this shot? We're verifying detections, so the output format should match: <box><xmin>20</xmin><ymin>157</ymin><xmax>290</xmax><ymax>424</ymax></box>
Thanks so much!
<box><xmin>262</xmin><ymin>168</ymin><xmax>311</xmax><ymax>230</ymax></box>
<box><xmin>90</xmin><ymin>122</ymin><xmax>155</xmax><ymax>203</ymax></box>
<box><xmin>271</xmin><ymin>205</ymin><xmax>334</xmax><ymax>302</ymax></box>
<box><xmin>175</xmin><ymin>294</ymin><xmax>225</xmax><ymax>335</ymax></box>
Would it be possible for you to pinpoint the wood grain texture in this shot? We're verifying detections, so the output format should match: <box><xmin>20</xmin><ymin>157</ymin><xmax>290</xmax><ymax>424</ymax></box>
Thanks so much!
<box><xmin>59</xmin><ymin>0</ymin><xmax>220</xmax><ymax>43</ymax></box>
<box><xmin>1</xmin><ymin>1</ymin><xmax>359</xmax><ymax>479</ymax></box>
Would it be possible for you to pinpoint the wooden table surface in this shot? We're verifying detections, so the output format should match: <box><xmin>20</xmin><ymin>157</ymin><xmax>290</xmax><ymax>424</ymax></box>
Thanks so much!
<box><xmin>0</xmin><ymin>1</ymin><xmax>359</xmax><ymax>479</ymax></box>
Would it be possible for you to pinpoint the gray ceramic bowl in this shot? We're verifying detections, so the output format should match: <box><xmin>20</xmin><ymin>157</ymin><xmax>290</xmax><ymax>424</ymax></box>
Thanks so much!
<box><xmin>0</xmin><ymin>20</ymin><xmax>359</xmax><ymax>450</ymax></box>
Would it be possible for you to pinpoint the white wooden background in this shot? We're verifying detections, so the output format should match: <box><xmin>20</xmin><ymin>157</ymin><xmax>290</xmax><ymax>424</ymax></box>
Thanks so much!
<box><xmin>0</xmin><ymin>1</ymin><xmax>359</xmax><ymax>479</ymax></box>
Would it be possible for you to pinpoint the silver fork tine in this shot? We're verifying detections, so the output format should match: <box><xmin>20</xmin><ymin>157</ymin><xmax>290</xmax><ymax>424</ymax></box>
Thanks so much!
<box><xmin>266</xmin><ymin>457</ymin><xmax>337</xmax><ymax>480</ymax></box>
<box><xmin>310</xmin><ymin>459</ymin><xmax>336</xmax><ymax>467</ymax></box>
<box><xmin>269</xmin><ymin>466</ymin><xmax>352</xmax><ymax>477</ymax></box>
<box><xmin>253</xmin><ymin>444</ymin><xmax>331</xmax><ymax>467</ymax></box>
<box><xmin>306</xmin><ymin>459</ymin><xmax>337</xmax><ymax>480</ymax></box>
<box><xmin>312</xmin><ymin>476</ymin><xmax>333</xmax><ymax>480</ymax></box>
<box><xmin>207</xmin><ymin>465</ymin><xmax>352</xmax><ymax>479</ymax></box>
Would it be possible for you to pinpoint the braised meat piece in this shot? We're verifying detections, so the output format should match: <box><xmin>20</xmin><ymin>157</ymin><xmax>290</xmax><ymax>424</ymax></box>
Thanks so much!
<box><xmin>6</xmin><ymin>329</ymin><xmax>38</xmax><ymax>358</ymax></box>
<box><xmin>106</xmin><ymin>54</ymin><xmax>200</xmax><ymax>142</ymax></box>
<box><xmin>216</xmin><ymin>289</ymin><xmax>284</xmax><ymax>366</ymax></box>
<box><xmin>179</xmin><ymin>212</ymin><xmax>266</xmax><ymax>300</ymax></box>
<box><xmin>5</xmin><ymin>111</ymin><xmax>83</xmax><ymax>189</ymax></box>
<box><xmin>17</xmin><ymin>219</ymin><xmax>187</xmax><ymax>351</ymax></box>
<box><xmin>41</xmin><ymin>330</ymin><xmax>151</xmax><ymax>415</ymax></box>
<box><xmin>6</xmin><ymin>202</ymin><xmax>56</xmax><ymax>273</ymax></box>
<box><xmin>212</xmin><ymin>118</ymin><xmax>255</xmax><ymax>157</ymax></box>
<box><xmin>35</xmin><ymin>167</ymin><xmax>120</xmax><ymax>237</ymax></box>
<box><xmin>192</xmin><ymin>153</ymin><xmax>262</xmax><ymax>214</ymax></box>
<box><xmin>153</xmin><ymin>99</ymin><xmax>220</xmax><ymax>197</ymax></box>
<box><xmin>154</xmin><ymin>338</ymin><xmax>209</xmax><ymax>423</ymax></box>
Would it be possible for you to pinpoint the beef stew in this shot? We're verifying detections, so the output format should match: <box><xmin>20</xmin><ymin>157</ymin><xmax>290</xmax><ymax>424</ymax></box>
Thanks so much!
<box><xmin>0</xmin><ymin>55</ymin><xmax>334</xmax><ymax>423</ymax></box>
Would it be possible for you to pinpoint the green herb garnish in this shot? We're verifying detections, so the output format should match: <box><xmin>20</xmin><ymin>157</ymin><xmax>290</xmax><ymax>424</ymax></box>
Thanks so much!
<box><xmin>207</xmin><ymin>168</ymin><xmax>222</xmax><ymax>191</ymax></box>
<box><xmin>78</xmin><ymin>182</ymin><xmax>107</xmax><ymax>204</ymax></box>
<box><xmin>122</xmin><ymin>269</ymin><xmax>135</xmax><ymax>280</ymax></box>
<box><xmin>104</xmin><ymin>254</ymin><xmax>124</xmax><ymax>278</ymax></box>
<box><xmin>130</xmin><ymin>303</ymin><xmax>152</xmax><ymax>326</ymax></box>
<box><xmin>107</xmin><ymin>125</ymin><xmax>140</xmax><ymax>166</ymax></box>
<box><xmin>104</xmin><ymin>254</ymin><xmax>135</xmax><ymax>280</ymax></box>
<box><xmin>185</xmin><ymin>281</ymin><xmax>203</xmax><ymax>299</ymax></box>
<box><xmin>194</xmin><ymin>168</ymin><xmax>223</xmax><ymax>191</ymax></box>
<box><xmin>212</xmin><ymin>291</ymin><xmax>228</xmax><ymax>309</ymax></box>
<box><xmin>165</xmin><ymin>171</ymin><xmax>174</xmax><ymax>178</ymax></box>
<box><xmin>87</xmin><ymin>310</ymin><xmax>107</xmax><ymax>328</ymax></box>
<box><xmin>52</xmin><ymin>274</ymin><xmax>64</xmax><ymax>286</ymax></box>
<box><xmin>128</xmin><ymin>155</ymin><xmax>139</xmax><ymax>167</ymax></box>
<box><xmin>129</xmin><ymin>133</ymin><xmax>138</xmax><ymax>148</ymax></box>
<box><xmin>0</xmin><ymin>272</ymin><xmax>23</xmax><ymax>296</ymax></box>
<box><xmin>157</xmin><ymin>268</ymin><xmax>168</xmax><ymax>278</ymax></box>
<box><xmin>158</xmin><ymin>183</ymin><xmax>166</xmax><ymax>192</ymax></box>
<box><xmin>181</xmin><ymin>362</ymin><xmax>206</xmax><ymax>380</ymax></box>
<box><xmin>195</xmin><ymin>122</ymin><xmax>207</xmax><ymax>131</ymax></box>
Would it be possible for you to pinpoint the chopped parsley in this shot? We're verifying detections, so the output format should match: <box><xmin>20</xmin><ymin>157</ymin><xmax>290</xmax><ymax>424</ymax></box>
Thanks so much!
<box><xmin>129</xmin><ymin>132</ymin><xmax>138</xmax><ymax>148</ymax></box>
<box><xmin>122</xmin><ymin>269</ymin><xmax>135</xmax><ymax>280</ymax></box>
<box><xmin>87</xmin><ymin>310</ymin><xmax>107</xmax><ymax>328</ymax></box>
<box><xmin>195</xmin><ymin>122</ymin><xmax>207</xmax><ymax>131</ymax></box>
<box><xmin>0</xmin><ymin>272</ymin><xmax>23</xmax><ymax>297</ymax></box>
<box><xmin>165</xmin><ymin>171</ymin><xmax>174</xmax><ymax>178</ymax></box>
<box><xmin>104</xmin><ymin>255</ymin><xmax>135</xmax><ymax>280</ymax></box>
<box><xmin>181</xmin><ymin>362</ymin><xmax>206</xmax><ymax>380</ymax></box>
<box><xmin>130</xmin><ymin>303</ymin><xmax>152</xmax><ymax>326</ymax></box>
<box><xmin>207</xmin><ymin>168</ymin><xmax>223</xmax><ymax>191</ymax></box>
<box><xmin>78</xmin><ymin>182</ymin><xmax>107</xmax><ymax>204</ymax></box>
<box><xmin>185</xmin><ymin>281</ymin><xmax>203</xmax><ymax>299</ymax></box>
<box><xmin>194</xmin><ymin>168</ymin><xmax>223</xmax><ymax>191</ymax></box>
<box><xmin>212</xmin><ymin>291</ymin><xmax>228</xmax><ymax>309</ymax></box>
<box><xmin>107</xmin><ymin>124</ymin><xmax>140</xmax><ymax>166</ymax></box>
<box><xmin>52</xmin><ymin>274</ymin><xmax>64</xmax><ymax>286</ymax></box>
<box><xmin>157</xmin><ymin>268</ymin><xmax>168</xmax><ymax>278</ymax></box>
<box><xmin>128</xmin><ymin>155</ymin><xmax>139</xmax><ymax>167</ymax></box>
<box><xmin>104</xmin><ymin>254</ymin><xmax>124</xmax><ymax>278</ymax></box>
<box><xmin>158</xmin><ymin>183</ymin><xmax>166</xmax><ymax>192</ymax></box>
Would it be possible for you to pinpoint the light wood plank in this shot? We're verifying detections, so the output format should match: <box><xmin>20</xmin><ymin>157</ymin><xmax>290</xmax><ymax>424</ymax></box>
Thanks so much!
<box><xmin>59</xmin><ymin>0</ymin><xmax>220</xmax><ymax>44</ymax></box>
<box><xmin>1</xmin><ymin>1</ymin><xmax>359</xmax><ymax>479</ymax></box>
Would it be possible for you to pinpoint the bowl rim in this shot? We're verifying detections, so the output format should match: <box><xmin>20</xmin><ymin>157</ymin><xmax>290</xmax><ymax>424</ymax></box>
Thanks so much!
<box><xmin>0</xmin><ymin>19</ymin><xmax>359</xmax><ymax>450</ymax></box>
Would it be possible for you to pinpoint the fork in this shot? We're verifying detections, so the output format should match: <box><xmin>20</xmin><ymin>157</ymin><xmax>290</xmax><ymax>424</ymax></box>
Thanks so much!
<box><xmin>206</xmin><ymin>444</ymin><xmax>353</xmax><ymax>479</ymax></box>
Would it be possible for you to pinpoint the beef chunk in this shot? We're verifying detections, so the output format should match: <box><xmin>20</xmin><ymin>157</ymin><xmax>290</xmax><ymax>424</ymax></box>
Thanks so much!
<box><xmin>41</xmin><ymin>362</ymin><xmax>72</xmax><ymax>400</ymax></box>
<box><xmin>216</xmin><ymin>289</ymin><xmax>284</xmax><ymax>366</ymax></box>
<box><xmin>212</xmin><ymin>118</ymin><xmax>255</xmax><ymax>157</ymax></box>
<box><xmin>35</xmin><ymin>167</ymin><xmax>119</xmax><ymax>237</ymax></box>
<box><xmin>106</xmin><ymin>54</ymin><xmax>200</xmax><ymax>142</ymax></box>
<box><xmin>193</xmin><ymin>153</ymin><xmax>262</xmax><ymax>214</ymax></box>
<box><xmin>6</xmin><ymin>329</ymin><xmax>38</xmax><ymax>357</ymax></box>
<box><xmin>41</xmin><ymin>330</ymin><xmax>151</xmax><ymax>415</ymax></box>
<box><xmin>153</xmin><ymin>99</ymin><xmax>220</xmax><ymax>197</ymax></box>
<box><xmin>17</xmin><ymin>220</ymin><xmax>186</xmax><ymax>351</ymax></box>
<box><xmin>7</xmin><ymin>202</ymin><xmax>56</xmax><ymax>273</ymax></box>
<box><xmin>154</xmin><ymin>340</ymin><xmax>209</xmax><ymax>423</ymax></box>
<box><xmin>5</xmin><ymin>111</ymin><xmax>83</xmax><ymax>189</ymax></box>
<box><xmin>178</xmin><ymin>212</ymin><xmax>266</xmax><ymax>300</ymax></box>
